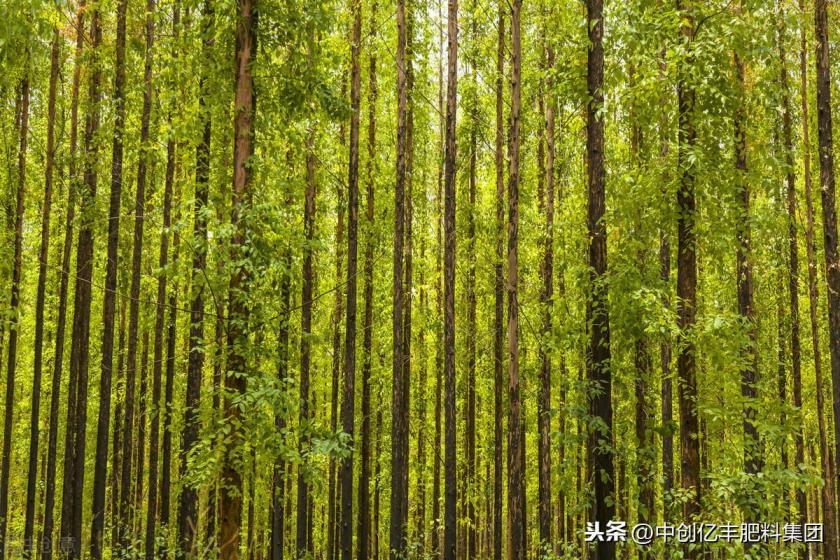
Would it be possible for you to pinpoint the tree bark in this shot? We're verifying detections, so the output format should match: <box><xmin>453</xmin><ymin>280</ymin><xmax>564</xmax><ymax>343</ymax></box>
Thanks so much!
<box><xmin>221</xmin><ymin>0</ymin><xmax>257</xmax><ymax>555</ymax></box>
<box><xmin>358</xmin><ymin>4</ymin><xmax>376</xmax><ymax>556</ymax></box>
<box><xmin>59</xmin><ymin>6</ymin><xmax>102</xmax><ymax>556</ymax></box>
<box><xmin>89</xmin><ymin>0</ymin><xmax>127</xmax><ymax>552</ymax></box>
<box><xmin>507</xmin><ymin>1</ymin><xmax>526</xmax><ymax>558</ymax></box>
<box><xmin>814</xmin><ymin>0</ymin><xmax>840</xmax><ymax>534</ymax></box>
<box><xmin>179</xmin><ymin>0</ymin><xmax>212</xmax><ymax>555</ymax></box>
<box><xmin>675</xmin><ymin>0</ymin><xmax>701</xmax><ymax>541</ymax></box>
<box><xmin>538</xmin><ymin>25</ymin><xmax>555</xmax><ymax>552</ymax></box>
<box><xmin>801</xmin><ymin>0</ymin><xmax>837</xmax><ymax>557</ymax></box>
<box><xmin>585</xmin><ymin>0</ymin><xmax>614</xmax><ymax>557</ymax></box>
<box><xmin>42</xmin><ymin>3</ymin><xmax>85</xmax><ymax>555</ymax></box>
<box><xmin>340</xmin><ymin>0</ymin><xmax>362</xmax><ymax>557</ymax></box>
<box><xmin>493</xmin><ymin>6</ymin><xmax>505</xmax><ymax>560</ymax></box>
<box><xmin>24</xmin><ymin>29</ymin><xmax>59</xmax><ymax>559</ymax></box>
<box><xmin>0</xmin><ymin>71</ymin><xmax>29</xmax><ymax>560</ymax></box>
<box><xmin>390</xmin><ymin>0</ymin><xmax>409</xmax><ymax>555</ymax></box>
<box><xmin>442</xmin><ymin>0</ymin><xmax>458</xmax><ymax>557</ymax></box>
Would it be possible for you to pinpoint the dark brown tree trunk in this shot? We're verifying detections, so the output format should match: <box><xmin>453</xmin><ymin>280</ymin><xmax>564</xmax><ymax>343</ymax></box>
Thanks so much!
<box><xmin>59</xmin><ymin>6</ymin><xmax>102</xmax><ymax>556</ymax></box>
<box><xmin>90</xmin><ymin>0</ymin><xmax>127</xmax><ymax>553</ymax></box>
<box><xmin>110</xmin><ymin>300</ymin><xmax>126</xmax><ymax>549</ymax></box>
<box><xmin>358</xmin><ymin>4</ymin><xmax>376</xmax><ymax>556</ymax></box>
<box><xmin>179</xmin><ymin>0</ymin><xmax>212</xmax><ymax>554</ymax></box>
<box><xmin>0</xmin><ymin>72</ymin><xmax>29</xmax><ymax>560</ymax></box>
<box><xmin>341</xmin><ymin>2</ymin><xmax>362</xmax><ymax>558</ymax></box>
<box><xmin>538</xmin><ymin>30</ymin><xmax>555</xmax><ymax>552</ymax></box>
<box><xmin>777</xmin><ymin>3</ymin><xmax>807</xmax><ymax>546</ymax></box>
<box><xmin>443</xmin><ymin>0</ymin><xmax>458</xmax><ymax>557</ymax></box>
<box><xmin>657</xmin><ymin>35</ymin><xmax>674</xmax><ymax>533</ymax></box>
<box><xmin>119</xmin><ymin>0</ymin><xmax>155</xmax><ymax>541</ymax></box>
<box><xmin>507</xmin><ymin>1</ymin><xmax>526</xmax><ymax>558</ymax></box>
<box><xmin>801</xmin><ymin>0</ymin><xmax>837</xmax><ymax>556</ymax></box>
<box><xmin>295</xmin><ymin>120</ymin><xmax>317</xmax><ymax>560</ymax></box>
<box><xmin>373</xmin><ymin>384</ymin><xmax>383</xmax><ymax>560</ymax></box>
<box><xmin>270</xmin><ymin>199</ymin><xmax>292</xmax><ymax>560</ymax></box>
<box><xmin>493</xmin><ymin>6</ymin><xmax>505</xmax><ymax>560</ymax></box>
<box><xmin>814</xmin><ymin>0</ymin><xmax>840</xmax><ymax>531</ymax></box>
<box><xmin>585</xmin><ymin>0</ymin><xmax>614</xmax><ymax>558</ymax></box>
<box><xmin>464</xmin><ymin>12</ymin><xmax>477</xmax><ymax>560</ymax></box>
<box><xmin>432</xmin><ymin>3</ymin><xmax>444</xmax><ymax>554</ymax></box>
<box><xmin>675</xmin><ymin>0</ymin><xmax>701</xmax><ymax>541</ymax></box>
<box><xmin>222</xmin><ymin>0</ymin><xmax>256</xmax><ymax>555</ymax></box>
<box><xmin>206</xmin><ymin>305</ymin><xmax>225</xmax><ymax>552</ymax></box>
<box><xmin>327</xmin><ymin>101</ymin><xmax>346</xmax><ymax>560</ymax></box>
<box><xmin>24</xmin><ymin>30</ymin><xmax>59</xmax><ymax>559</ymax></box>
<box><xmin>734</xmin><ymin>39</ymin><xmax>763</xmax><ymax>489</ymax></box>
<box><xmin>390</xmin><ymin>0</ymin><xmax>409</xmax><ymax>555</ymax></box>
<box><xmin>414</xmin><ymin>238</ymin><xmax>427</xmax><ymax>557</ymax></box>
<box><xmin>42</xmin><ymin>4</ymin><xmax>85</xmax><ymax>555</ymax></box>
<box><xmin>144</xmin><ymin>2</ymin><xmax>172</xmax><ymax>552</ymax></box>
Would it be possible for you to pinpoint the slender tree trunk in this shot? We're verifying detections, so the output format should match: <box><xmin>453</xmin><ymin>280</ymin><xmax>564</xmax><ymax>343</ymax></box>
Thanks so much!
<box><xmin>776</xmin><ymin>3</ymin><xmax>807</xmax><ymax>549</ymax></box>
<box><xmin>814</xmin><ymin>0</ymin><xmax>840</xmax><ymax>531</ymax></box>
<box><xmin>221</xmin><ymin>0</ymin><xmax>257</xmax><ymax>555</ymax></box>
<box><xmin>119</xmin><ymin>0</ymin><xmax>155</xmax><ymax>540</ymax></box>
<box><xmin>110</xmin><ymin>300</ymin><xmax>126</xmax><ymax>550</ymax></box>
<box><xmin>585</xmin><ymin>0</ymin><xmax>614</xmax><ymax>558</ymax></box>
<box><xmin>0</xmin><ymin>71</ymin><xmax>29</xmax><ymax>560</ymax></box>
<box><xmin>24</xmin><ymin>30</ymin><xmax>59</xmax><ymax>559</ymax></box>
<box><xmin>271</xmin><ymin>214</ymin><xmax>291</xmax><ymax>560</ymax></box>
<box><xmin>800</xmin><ymin>0</ymin><xmax>838</xmax><ymax>556</ymax></box>
<box><xmin>390</xmin><ymin>0</ymin><xmax>409</xmax><ymax>555</ymax></box>
<box><xmin>733</xmin><ymin>35</ymin><xmax>763</xmax><ymax>496</ymax></box>
<box><xmin>493</xmin><ymin>6</ymin><xmax>505</xmax><ymax>560</ymax></box>
<box><xmin>89</xmin><ymin>0</ymin><xmax>127</xmax><ymax>553</ymax></box>
<box><xmin>507</xmin><ymin>1</ymin><xmax>526</xmax><ymax>558</ymax></box>
<box><xmin>538</xmin><ymin>26</ymin><xmax>555</xmax><ymax>553</ymax></box>
<box><xmin>358</xmin><ymin>5</ymin><xmax>377</xmax><ymax>556</ymax></box>
<box><xmin>42</xmin><ymin>4</ymin><xmax>85</xmax><ymax>556</ymax></box>
<box><xmin>295</xmin><ymin>115</ymin><xmax>317</xmax><ymax>560</ymax></box>
<box><xmin>340</xmin><ymin>2</ymin><xmax>362</xmax><ymax>558</ymax></box>
<box><xmin>442</xmin><ymin>0</ymin><xmax>458</xmax><ymax>557</ymax></box>
<box><xmin>59</xmin><ymin>7</ymin><xmax>102</xmax><ymax>556</ymax></box>
<box><xmin>179</xmin><ymin>1</ymin><xmax>212</xmax><ymax>554</ymax></box>
<box><xmin>675</xmin><ymin>0</ymin><xmax>701</xmax><ymax>544</ymax></box>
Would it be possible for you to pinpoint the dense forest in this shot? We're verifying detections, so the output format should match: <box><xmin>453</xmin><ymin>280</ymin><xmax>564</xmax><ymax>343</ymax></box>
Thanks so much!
<box><xmin>3</xmin><ymin>0</ymin><xmax>840</xmax><ymax>558</ymax></box>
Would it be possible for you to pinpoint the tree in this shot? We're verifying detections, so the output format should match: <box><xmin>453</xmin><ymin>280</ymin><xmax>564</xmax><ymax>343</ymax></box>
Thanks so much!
<box><xmin>221</xmin><ymin>0</ymin><xmax>257</xmax><ymax>555</ymax></box>
<box><xmin>585</xmin><ymin>0</ymin><xmax>614</xmax><ymax>559</ymax></box>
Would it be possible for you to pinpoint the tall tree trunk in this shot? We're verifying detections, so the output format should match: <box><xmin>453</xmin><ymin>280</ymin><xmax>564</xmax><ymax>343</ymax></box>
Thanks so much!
<box><xmin>42</xmin><ymin>4</ymin><xmax>85</xmax><ymax>555</ymax></box>
<box><xmin>221</xmin><ymin>0</ymin><xmax>257</xmax><ymax>555</ymax></box>
<box><xmin>493</xmin><ymin>6</ymin><xmax>505</xmax><ymax>560</ymax></box>
<box><xmin>800</xmin><ymin>0</ymin><xmax>837</xmax><ymax>556</ymax></box>
<box><xmin>340</xmin><ymin>1</ymin><xmax>362</xmax><ymax>558</ymax></box>
<box><xmin>270</xmin><ymin>181</ymin><xmax>292</xmax><ymax>560</ymax></box>
<box><xmin>538</xmin><ymin>24</ymin><xmax>555</xmax><ymax>552</ymax></box>
<box><xmin>295</xmin><ymin>114</ymin><xmax>317</xmax><ymax>560</ymax></box>
<box><xmin>59</xmin><ymin>6</ymin><xmax>102</xmax><ymax>556</ymax></box>
<box><xmin>358</xmin><ymin>4</ymin><xmax>376</xmax><ymax>556</ymax></box>
<box><xmin>777</xmin><ymin>3</ymin><xmax>807</xmax><ymax>548</ymax></box>
<box><xmin>120</xmin><ymin>0</ymin><xmax>155</xmax><ymax>540</ymax></box>
<box><xmin>675</xmin><ymin>0</ymin><xmax>701</xmax><ymax>542</ymax></box>
<box><xmin>89</xmin><ymin>0</ymin><xmax>127</xmax><ymax>552</ymax></box>
<box><xmin>110</xmin><ymin>300</ymin><xmax>126</xmax><ymax>550</ymax></box>
<box><xmin>507</xmin><ymin>1</ymin><xmax>526</xmax><ymax>558</ymax></box>
<box><xmin>179</xmin><ymin>0</ymin><xmax>212</xmax><ymax>554</ymax></box>
<box><xmin>814</xmin><ymin>0</ymin><xmax>840</xmax><ymax>530</ymax></box>
<box><xmin>390</xmin><ymin>0</ymin><xmax>409</xmax><ymax>555</ymax></box>
<box><xmin>585</xmin><ymin>0</ymin><xmax>614</xmax><ymax>558</ymax></box>
<box><xmin>464</xmin><ymin>11</ymin><xmax>477</xmax><ymax>560</ymax></box>
<box><xmin>734</xmin><ymin>32</ymin><xmax>763</xmax><ymax>493</ymax></box>
<box><xmin>24</xmin><ymin>29</ymin><xmax>59</xmax><ymax>559</ymax></box>
<box><xmin>442</xmin><ymin>0</ymin><xmax>458</xmax><ymax>557</ymax></box>
<box><xmin>0</xmin><ymin>72</ymin><xmax>29</xmax><ymax>560</ymax></box>
<box><xmin>143</xmin><ymin>1</ymin><xmax>171</xmax><ymax>552</ymax></box>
